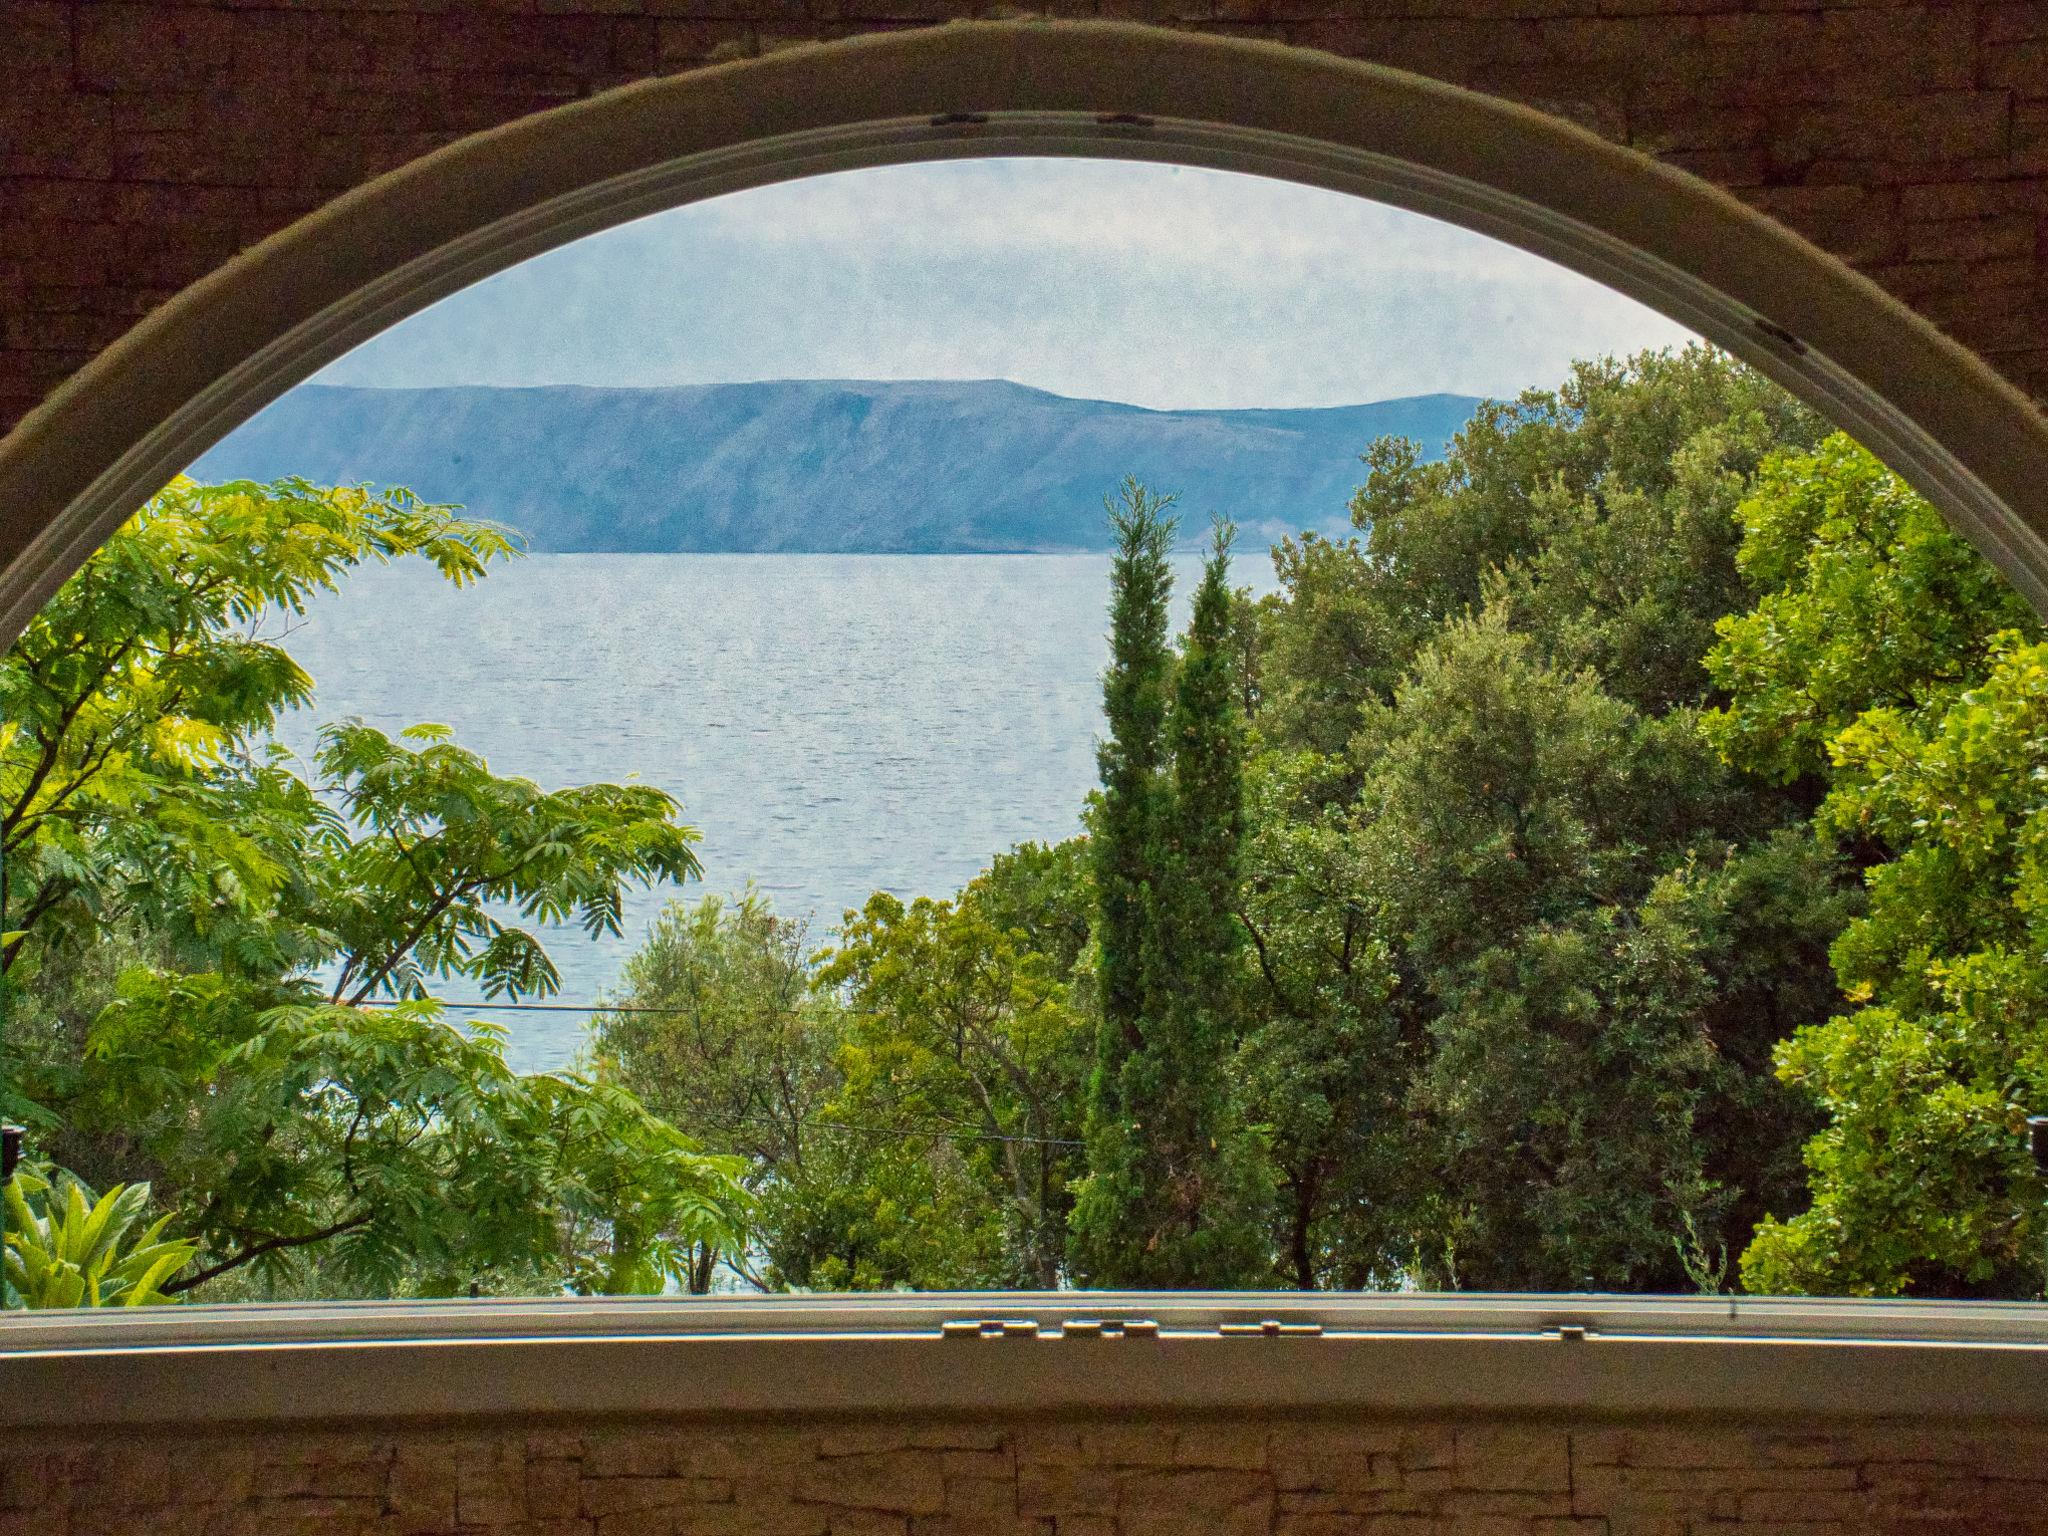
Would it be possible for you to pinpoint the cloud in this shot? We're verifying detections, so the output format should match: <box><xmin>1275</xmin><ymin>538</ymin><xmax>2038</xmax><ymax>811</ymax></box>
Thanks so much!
<box><xmin>686</xmin><ymin>159</ymin><xmax>1541</xmax><ymax>279</ymax></box>
<box><xmin>318</xmin><ymin>157</ymin><xmax>1696</xmax><ymax>410</ymax></box>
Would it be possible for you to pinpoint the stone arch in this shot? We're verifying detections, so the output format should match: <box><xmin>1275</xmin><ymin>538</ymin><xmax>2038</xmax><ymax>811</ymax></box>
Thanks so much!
<box><xmin>2</xmin><ymin>20</ymin><xmax>2047</xmax><ymax>642</ymax></box>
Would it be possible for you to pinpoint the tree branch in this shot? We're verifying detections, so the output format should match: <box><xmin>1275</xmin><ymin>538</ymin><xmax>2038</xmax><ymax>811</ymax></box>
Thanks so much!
<box><xmin>162</xmin><ymin>1210</ymin><xmax>375</xmax><ymax>1295</ymax></box>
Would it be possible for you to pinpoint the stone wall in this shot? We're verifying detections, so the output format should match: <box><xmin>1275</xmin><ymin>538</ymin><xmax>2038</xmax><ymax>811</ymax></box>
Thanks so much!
<box><xmin>6</xmin><ymin>1416</ymin><xmax>2048</xmax><ymax>1535</ymax></box>
<box><xmin>2</xmin><ymin>1</ymin><xmax>2047</xmax><ymax>443</ymax></box>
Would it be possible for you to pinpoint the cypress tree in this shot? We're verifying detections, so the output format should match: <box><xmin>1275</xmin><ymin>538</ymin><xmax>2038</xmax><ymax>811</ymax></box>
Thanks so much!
<box><xmin>1070</xmin><ymin>481</ymin><xmax>1176</xmax><ymax>1287</ymax></box>
<box><xmin>1148</xmin><ymin>517</ymin><xmax>1272</xmax><ymax>1283</ymax></box>
<box><xmin>1070</xmin><ymin>501</ymin><xmax>1272</xmax><ymax>1286</ymax></box>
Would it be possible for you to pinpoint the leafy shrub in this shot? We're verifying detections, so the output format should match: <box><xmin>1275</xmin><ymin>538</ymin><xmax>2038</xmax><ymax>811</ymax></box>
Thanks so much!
<box><xmin>4</xmin><ymin>1164</ymin><xmax>197</xmax><ymax>1307</ymax></box>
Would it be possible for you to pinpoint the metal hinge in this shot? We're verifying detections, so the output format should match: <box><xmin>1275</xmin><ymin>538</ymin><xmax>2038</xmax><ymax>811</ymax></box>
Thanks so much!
<box><xmin>941</xmin><ymin>1317</ymin><xmax>1160</xmax><ymax>1339</ymax></box>
<box><xmin>941</xmin><ymin>1318</ymin><xmax>1039</xmax><ymax>1339</ymax></box>
<box><xmin>1061</xmin><ymin>1317</ymin><xmax>1159</xmax><ymax>1339</ymax></box>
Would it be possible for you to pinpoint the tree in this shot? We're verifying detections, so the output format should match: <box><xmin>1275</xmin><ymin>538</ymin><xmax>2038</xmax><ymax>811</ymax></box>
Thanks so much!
<box><xmin>1071</xmin><ymin>503</ymin><xmax>1272</xmax><ymax>1286</ymax></box>
<box><xmin>591</xmin><ymin>889</ymin><xmax>837</xmax><ymax>1291</ymax></box>
<box><xmin>1235</xmin><ymin>747</ymin><xmax>1408</xmax><ymax>1289</ymax></box>
<box><xmin>1300</xmin><ymin>346</ymin><xmax>1823</xmax><ymax>735</ymax></box>
<box><xmin>1245</xmin><ymin>349</ymin><xmax>1849</xmax><ymax>1289</ymax></box>
<box><xmin>817</xmin><ymin>885</ymin><xmax>1088</xmax><ymax>1288</ymax></box>
<box><xmin>1702</xmin><ymin>433</ymin><xmax>2037</xmax><ymax>788</ymax></box>
<box><xmin>3</xmin><ymin>477</ymin><xmax>752</xmax><ymax>1297</ymax></box>
<box><xmin>0</xmin><ymin>476</ymin><xmax>514</xmax><ymax>987</ymax></box>
<box><xmin>1710</xmin><ymin>437</ymin><xmax>2048</xmax><ymax>1297</ymax></box>
<box><xmin>1068</xmin><ymin>480</ymin><xmax>1177</xmax><ymax>1283</ymax></box>
<box><xmin>595</xmin><ymin>848</ymin><xmax>1096</xmax><ymax>1293</ymax></box>
<box><xmin>312</xmin><ymin>719</ymin><xmax>702</xmax><ymax>1006</ymax></box>
<box><xmin>1352</xmin><ymin>607</ymin><xmax>1735</xmax><ymax>1288</ymax></box>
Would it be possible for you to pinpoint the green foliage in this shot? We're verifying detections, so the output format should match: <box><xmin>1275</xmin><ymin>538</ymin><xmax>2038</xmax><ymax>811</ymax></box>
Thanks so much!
<box><xmin>4</xmin><ymin>1164</ymin><xmax>198</xmax><ymax>1308</ymax></box>
<box><xmin>4</xmin><ymin>477</ymin><xmax>749</xmax><ymax>1298</ymax></box>
<box><xmin>766</xmin><ymin>845</ymin><xmax>1090</xmax><ymax>1291</ymax></box>
<box><xmin>818</xmin><ymin>886</ymin><xmax>1089</xmax><ymax>1288</ymax></box>
<box><xmin>1714</xmin><ymin>442</ymin><xmax>2048</xmax><ymax>1295</ymax></box>
<box><xmin>1243</xmin><ymin>347</ymin><xmax>1851</xmax><ymax>1291</ymax></box>
<box><xmin>1072</xmin><ymin>508</ymin><xmax>1272</xmax><ymax>1286</ymax></box>
<box><xmin>314</xmin><ymin>719</ymin><xmax>702</xmax><ymax>1005</ymax></box>
<box><xmin>594</xmin><ymin>855</ymin><xmax>1095</xmax><ymax>1293</ymax></box>
<box><xmin>1235</xmin><ymin>746</ymin><xmax>1406</xmax><ymax>1288</ymax></box>
<box><xmin>1083</xmin><ymin>477</ymin><xmax>1177</xmax><ymax>1135</ymax></box>
<box><xmin>591</xmin><ymin>889</ymin><xmax>837</xmax><ymax>1291</ymax></box>
<box><xmin>0</xmin><ymin>476</ymin><xmax>515</xmax><ymax>984</ymax></box>
<box><xmin>1704</xmin><ymin>433</ymin><xmax>2036</xmax><ymax>787</ymax></box>
<box><xmin>587</xmin><ymin>349</ymin><xmax>1890</xmax><ymax>1297</ymax></box>
<box><xmin>1069</xmin><ymin>479</ymin><xmax>1177</xmax><ymax>1283</ymax></box>
<box><xmin>1351</xmin><ymin>608</ymin><xmax>1750</xmax><ymax>1287</ymax></box>
<box><xmin>1319</xmin><ymin>347</ymin><xmax>1823</xmax><ymax>732</ymax></box>
<box><xmin>34</xmin><ymin>349</ymin><xmax>2042</xmax><ymax>1303</ymax></box>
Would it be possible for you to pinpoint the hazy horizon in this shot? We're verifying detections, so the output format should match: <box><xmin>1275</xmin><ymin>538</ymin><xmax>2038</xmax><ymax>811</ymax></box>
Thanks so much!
<box><xmin>313</xmin><ymin>158</ymin><xmax>1697</xmax><ymax>412</ymax></box>
<box><xmin>282</xmin><ymin>376</ymin><xmax>1491</xmax><ymax>410</ymax></box>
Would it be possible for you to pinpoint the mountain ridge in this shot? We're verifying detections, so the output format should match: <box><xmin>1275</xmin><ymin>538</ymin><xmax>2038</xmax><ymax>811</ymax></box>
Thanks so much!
<box><xmin>192</xmin><ymin>379</ymin><xmax>1486</xmax><ymax>554</ymax></box>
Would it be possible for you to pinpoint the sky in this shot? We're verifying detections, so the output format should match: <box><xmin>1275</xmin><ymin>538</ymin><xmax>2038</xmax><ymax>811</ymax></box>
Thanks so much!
<box><xmin>318</xmin><ymin>158</ymin><xmax>1697</xmax><ymax>412</ymax></box>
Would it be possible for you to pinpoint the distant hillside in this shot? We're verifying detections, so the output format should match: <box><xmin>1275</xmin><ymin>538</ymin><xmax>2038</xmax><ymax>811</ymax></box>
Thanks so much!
<box><xmin>191</xmin><ymin>380</ymin><xmax>1485</xmax><ymax>554</ymax></box>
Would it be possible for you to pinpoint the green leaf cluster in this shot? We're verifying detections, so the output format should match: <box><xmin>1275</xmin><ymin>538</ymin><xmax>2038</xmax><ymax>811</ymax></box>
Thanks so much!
<box><xmin>24</xmin><ymin>347</ymin><xmax>2045</xmax><ymax>1302</ymax></box>
<box><xmin>595</xmin><ymin>853</ymin><xmax>1094</xmax><ymax>1292</ymax></box>
<box><xmin>3</xmin><ymin>477</ymin><xmax>749</xmax><ymax>1299</ymax></box>
<box><xmin>1710</xmin><ymin>439</ymin><xmax>2048</xmax><ymax>1296</ymax></box>
<box><xmin>1207</xmin><ymin>349</ymin><xmax>1853</xmax><ymax>1291</ymax></box>
<box><xmin>4</xmin><ymin>1164</ymin><xmax>197</xmax><ymax>1308</ymax></box>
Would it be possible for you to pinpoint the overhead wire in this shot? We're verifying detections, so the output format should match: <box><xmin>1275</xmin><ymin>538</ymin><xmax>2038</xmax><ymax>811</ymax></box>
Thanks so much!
<box><xmin>367</xmin><ymin>997</ymin><xmax>1087</xmax><ymax>1149</ymax></box>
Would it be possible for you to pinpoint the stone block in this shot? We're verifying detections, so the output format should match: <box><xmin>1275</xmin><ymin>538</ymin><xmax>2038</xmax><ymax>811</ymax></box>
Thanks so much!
<box><xmin>448</xmin><ymin>1440</ymin><xmax>528</xmax><ymax>1527</ymax></box>
<box><xmin>941</xmin><ymin>1472</ymin><xmax>1018</xmax><ymax>1518</ymax></box>
<box><xmin>1016</xmin><ymin>1462</ymin><xmax>1118</xmax><ymax>1517</ymax></box>
<box><xmin>817</xmin><ymin>1428</ymin><xmax>1008</xmax><ymax>1458</ymax></box>
<box><xmin>1572</xmin><ymin>1428</ymin><xmax>1753</xmax><ymax>1469</ymax></box>
<box><xmin>585</xmin><ymin>1439</ymin><xmax>681</xmax><ymax>1480</ymax></box>
<box><xmin>77</xmin><ymin>4</ymin><xmax>238</xmax><ymax>88</ymax></box>
<box><xmin>1903</xmin><ymin>215</ymin><xmax>2037</xmax><ymax>264</ymax></box>
<box><xmin>385</xmin><ymin>1446</ymin><xmax>458</xmax><ymax>1535</ymax></box>
<box><xmin>1453</xmin><ymin>1428</ymin><xmax>1569</xmax><ymax>1493</ymax></box>
<box><xmin>674</xmin><ymin>1493</ymin><xmax>831</xmax><ymax>1535</ymax></box>
<box><xmin>526</xmin><ymin>1457</ymin><xmax>583</xmax><ymax>1520</ymax></box>
<box><xmin>825</xmin><ymin>1513</ymin><xmax>911</xmax><ymax>1536</ymax></box>
<box><xmin>1396</xmin><ymin>1429</ymin><xmax>1456</xmax><ymax>1474</ymax></box>
<box><xmin>1117</xmin><ymin>1467</ymin><xmax>1271</xmax><ymax>1536</ymax></box>
<box><xmin>1738</xmin><ymin>1486</ymin><xmax>1873</xmax><ymax>1521</ymax></box>
<box><xmin>1272</xmin><ymin>1430</ymin><xmax>1400</xmax><ymax>1495</ymax></box>
<box><xmin>1784</xmin><ymin>91</ymin><xmax>2012</xmax><ymax>167</ymax></box>
<box><xmin>1173</xmin><ymin>1426</ymin><xmax>1269</xmax><ymax>1469</ymax></box>
<box><xmin>582</xmin><ymin>1476</ymin><xmax>733</xmax><ymax>1516</ymax></box>
<box><xmin>794</xmin><ymin>1452</ymin><xmax>946</xmax><ymax>1516</ymax></box>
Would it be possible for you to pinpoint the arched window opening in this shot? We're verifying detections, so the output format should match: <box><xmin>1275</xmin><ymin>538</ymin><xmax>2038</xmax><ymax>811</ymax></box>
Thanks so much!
<box><xmin>5</xmin><ymin>26</ymin><xmax>2048</xmax><ymax>1325</ymax></box>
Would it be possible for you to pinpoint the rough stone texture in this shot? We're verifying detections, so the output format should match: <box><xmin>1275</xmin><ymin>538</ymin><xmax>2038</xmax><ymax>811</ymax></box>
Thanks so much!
<box><xmin>2</xmin><ymin>1</ymin><xmax>2048</xmax><ymax>439</ymax></box>
<box><xmin>3</xmin><ymin>1416</ymin><xmax>2047</xmax><ymax>1533</ymax></box>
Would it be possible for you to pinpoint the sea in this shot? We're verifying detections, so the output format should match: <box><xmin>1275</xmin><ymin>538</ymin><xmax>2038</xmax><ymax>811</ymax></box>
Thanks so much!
<box><xmin>274</xmin><ymin>551</ymin><xmax>1281</xmax><ymax>1071</ymax></box>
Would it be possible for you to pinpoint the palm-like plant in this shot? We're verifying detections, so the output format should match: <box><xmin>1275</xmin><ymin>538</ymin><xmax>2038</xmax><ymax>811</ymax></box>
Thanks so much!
<box><xmin>4</xmin><ymin>1166</ymin><xmax>198</xmax><ymax>1307</ymax></box>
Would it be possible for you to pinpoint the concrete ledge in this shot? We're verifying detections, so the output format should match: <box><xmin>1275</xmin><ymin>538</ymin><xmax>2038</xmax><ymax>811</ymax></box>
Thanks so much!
<box><xmin>6</xmin><ymin>1294</ymin><xmax>2045</xmax><ymax>1430</ymax></box>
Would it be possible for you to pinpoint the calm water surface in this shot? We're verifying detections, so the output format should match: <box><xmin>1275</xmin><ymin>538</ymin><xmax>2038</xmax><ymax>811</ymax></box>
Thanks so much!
<box><xmin>278</xmin><ymin>553</ymin><xmax>1276</xmax><ymax>1070</ymax></box>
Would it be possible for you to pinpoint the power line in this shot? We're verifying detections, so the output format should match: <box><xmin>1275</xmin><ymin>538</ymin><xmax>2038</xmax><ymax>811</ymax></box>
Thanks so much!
<box><xmin>431</xmin><ymin>1000</ymin><xmax>674</xmax><ymax>1013</ymax></box>
<box><xmin>803</xmin><ymin>1118</ymin><xmax>1081</xmax><ymax>1148</ymax></box>
<box><xmin>370</xmin><ymin>1000</ymin><xmax>1086</xmax><ymax>1148</ymax></box>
